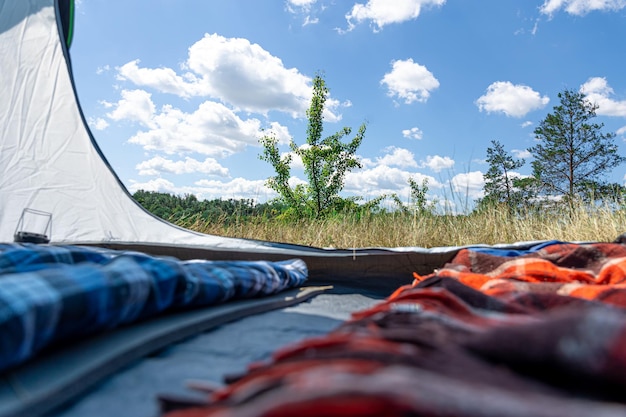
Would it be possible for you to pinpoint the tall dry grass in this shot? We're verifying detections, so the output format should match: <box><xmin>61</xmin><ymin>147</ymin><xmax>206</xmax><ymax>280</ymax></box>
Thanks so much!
<box><xmin>176</xmin><ymin>202</ymin><xmax>626</xmax><ymax>249</ymax></box>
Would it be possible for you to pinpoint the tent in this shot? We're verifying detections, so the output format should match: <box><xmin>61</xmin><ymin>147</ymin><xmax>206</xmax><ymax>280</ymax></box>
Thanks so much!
<box><xmin>3</xmin><ymin>1</ymin><xmax>626</xmax><ymax>417</ymax></box>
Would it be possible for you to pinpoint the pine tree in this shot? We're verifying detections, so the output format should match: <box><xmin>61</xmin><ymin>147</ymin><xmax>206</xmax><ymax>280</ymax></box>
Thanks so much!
<box><xmin>481</xmin><ymin>140</ymin><xmax>525</xmax><ymax>211</ymax></box>
<box><xmin>529</xmin><ymin>89</ymin><xmax>625</xmax><ymax>204</ymax></box>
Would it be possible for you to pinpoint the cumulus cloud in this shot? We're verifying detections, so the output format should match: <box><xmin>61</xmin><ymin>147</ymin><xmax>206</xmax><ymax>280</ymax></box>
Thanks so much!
<box><xmin>116</xmin><ymin>34</ymin><xmax>345</xmax><ymax>120</ymax></box>
<box><xmin>540</xmin><ymin>0</ymin><xmax>626</xmax><ymax>16</ymax></box>
<box><xmin>344</xmin><ymin>165</ymin><xmax>439</xmax><ymax>198</ymax></box>
<box><xmin>96</xmin><ymin>65</ymin><xmax>110</xmax><ymax>75</ymax></box>
<box><xmin>345</xmin><ymin>0</ymin><xmax>446</xmax><ymax>32</ymax></box>
<box><xmin>128</xmin><ymin>177</ymin><xmax>276</xmax><ymax>201</ymax></box>
<box><xmin>402</xmin><ymin>127</ymin><xmax>424</xmax><ymax>140</ymax></box>
<box><xmin>89</xmin><ymin>117</ymin><xmax>109</xmax><ymax>131</ymax></box>
<box><xmin>186</xmin><ymin>34</ymin><xmax>310</xmax><ymax>115</ymax></box>
<box><xmin>420</xmin><ymin>155</ymin><xmax>455</xmax><ymax>172</ymax></box>
<box><xmin>580</xmin><ymin>77</ymin><xmax>626</xmax><ymax>117</ymax></box>
<box><xmin>340</xmin><ymin>146</ymin><xmax>446</xmax><ymax>202</ymax></box>
<box><xmin>287</xmin><ymin>0</ymin><xmax>318</xmax><ymax>8</ymax></box>
<box><xmin>128</xmin><ymin>178</ymin><xmax>178</xmax><ymax>194</ymax></box>
<box><xmin>512</xmin><ymin>149</ymin><xmax>532</xmax><ymax>159</ymax></box>
<box><xmin>617</xmin><ymin>126</ymin><xmax>626</xmax><ymax>136</ymax></box>
<box><xmin>106</xmin><ymin>89</ymin><xmax>156</xmax><ymax>127</ymax></box>
<box><xmin>476</xmin><ymin>81</ymin><xmax>549</xmax><ymax>117</ymax></box>
<box><xmin>117</xmin><ymin>61</ymin><xmax>193</xmax><ymax>98</ymax></box>
<box><xmin>286</xmin><ymin>0</ymin><xmax>321</xmax><ymax>26</ymax></box>
<box><xmin>193</xmin><ymin>177</ymin><xmax>274</xmax><ymax>198</ymax></box>
<box><xmin>128</xmin><ymin>102</ymin><xmax>266</xmax><ymax>156</ymax></box>
<box><xmin>450</xmin><ymin>171</ymin><xmax>485</xmax><ymax>199</ymax></box>
<box><xmin>266</xmin><ymin>122</ymin><xmax>293</xmax><ymax>145</ymax></box>
<box><xmin>381</xmin><ymin>59</ymin><xmax>440</xmax><ymax>104</ymax></box>
<box><xmin>136</xmin><ymin>156</ymin><xmax>229</xmax><ymax>177</ymax></box>
<box><xmin>105</xmin><ymin>92</ymin><xmax>290</xmax><ymax>157</ymax></box>
<box><xmin>376</xmin><ymin>147</ymin><xmax>418</xmax><ymax>168</ymax></box>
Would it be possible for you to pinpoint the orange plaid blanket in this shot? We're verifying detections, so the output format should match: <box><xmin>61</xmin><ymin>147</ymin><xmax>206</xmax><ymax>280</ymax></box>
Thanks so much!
<box><xmin>413</xmin><ymin>241</ymin><xmax>626</xmax><ymax>308</ymax></box>
<box><xmin>162</xmin><ymin>241</ymin><xmax>626</xmax><ymax>417</ymax></box>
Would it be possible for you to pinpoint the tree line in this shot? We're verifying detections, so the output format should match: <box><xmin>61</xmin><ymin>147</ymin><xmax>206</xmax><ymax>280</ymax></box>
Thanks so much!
<box><xmin>132</xmin><ymin>190</ymin><xmax>288</xmax><ymax>223</ymax></box>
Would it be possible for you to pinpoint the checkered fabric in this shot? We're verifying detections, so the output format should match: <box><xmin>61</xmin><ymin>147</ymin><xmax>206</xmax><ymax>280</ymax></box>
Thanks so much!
<box><xmin>0</xmin><ymin>243</ymin><xmax>307</xmax><ymax>372</ymax></box>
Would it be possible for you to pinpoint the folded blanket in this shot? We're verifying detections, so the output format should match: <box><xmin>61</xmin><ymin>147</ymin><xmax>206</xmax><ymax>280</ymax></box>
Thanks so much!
<box><xmin>414</xmin><ymin>241</ymin><xmax>626</xmax><ymax>307</ymax></box>
<box><xmin>0</xmin><ymin>244</ymin><xmax>307</xmax><ymax>372</ymax></box>
<box><xmin>161</xmin><ymin>240</ymin><xmax>626</xmax><ymax>417</ymax></box>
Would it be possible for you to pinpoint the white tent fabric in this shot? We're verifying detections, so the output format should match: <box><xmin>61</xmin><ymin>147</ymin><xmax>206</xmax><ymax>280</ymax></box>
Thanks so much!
<box><xmin>0</xmin><ymin>0</ymin><xmax>290</xmax><ymax>251</ymax></box>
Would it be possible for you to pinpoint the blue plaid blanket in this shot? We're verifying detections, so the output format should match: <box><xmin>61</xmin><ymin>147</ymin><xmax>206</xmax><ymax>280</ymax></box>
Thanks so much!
<box><xmin>0</xmin><ymin>244</ymin><xmax>308</xmax><ymax>372</ymax></box>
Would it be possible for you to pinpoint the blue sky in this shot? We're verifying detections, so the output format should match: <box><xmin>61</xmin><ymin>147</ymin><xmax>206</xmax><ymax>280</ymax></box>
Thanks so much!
<box><xmin>70</xmin><ymin>0</ymin><xmax>626</xmax><ymax>210</ymax></box>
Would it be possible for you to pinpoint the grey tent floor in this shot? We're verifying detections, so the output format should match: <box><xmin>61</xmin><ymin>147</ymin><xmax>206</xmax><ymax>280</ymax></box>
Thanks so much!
<box><xmin>49</xmin><ymin>292</ymin><xmax>380</xmax><ymax>417</ymax></box>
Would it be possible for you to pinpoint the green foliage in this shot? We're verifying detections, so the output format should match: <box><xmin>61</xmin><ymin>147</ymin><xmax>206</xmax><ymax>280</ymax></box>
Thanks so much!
<box><xmin>132</xmin><ymin>190</ymin><xmax>283</xmax><ymax>224</ymax></box>
<box><xmin>392</xmin><ymin>177</ymin><xmax>435</xmax><ymax>216</ymax></box>
<box><xmin>577</xmin><ymin>181</ymin><xmax>626</xmax><ymax>206</ymax></box>
<box><xmin>260</xmin><ymin>74</ymin><xmax>366</xmax><ymax>218</ymax></box>
<box><xmin>529</xmin><ymin>89</ymin><xmax>626</xmax><ymax>204</ymax></box>
<box><xmin>479</xmin><ymin>140</ymin><xmax>527</xmax><ymax>212</ymax></box>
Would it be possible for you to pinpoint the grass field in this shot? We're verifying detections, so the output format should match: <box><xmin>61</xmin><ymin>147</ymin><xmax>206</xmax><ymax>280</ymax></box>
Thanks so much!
<box><xmin>175</xmin><ymin>202</ymin><xmax>626</xmax><ymax>249</ymax></box>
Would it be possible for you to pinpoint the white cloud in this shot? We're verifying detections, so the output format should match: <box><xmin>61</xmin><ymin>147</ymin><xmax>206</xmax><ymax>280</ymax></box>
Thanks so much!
<box><xmin>115</xmin><ymin>34</ymin><xmax>345</xmax><ymax>120</ymax></box>
<box><xmin>266</xmin><ymin>122</ymin><xmax>293</xmax><ymax>145</ymax></box>
<box><xmin>580</xmin><ymin>77</ymin><xmax>626</xmax><ymax>117</ymax></box>
<box><xmin>128</xmin><ymin>177</ymin><xmax>276</xmax><ymax>201</ymax></box>
<box><xmin>420</xmin><ymin>155</ymin><xmax>455</xmax><ymax>172</ymax></box>
<box><xmin>476</xmin><ymin>81</ymin><xmax>549</xmax><ymax>118</ymax></box>
<box><xmin>512</xmin><ymin>149</ymin><xmax>532</xmax><ymax>159</ymax></box>
<box><xmin>117</xmin><ymin>60</ymin><xmax>193</xmax><ymax>98</ymax></box>
<box><xmin>402</xmin><ymin>127</ymin><xmax>424</xmax><ymax>140</ymax></box>
<box><xmin>540</xmin><ymin>0</ymin><xmax>626</xmax><ymax>16</ymax></box>
<box><xmin>345</xmin><ymin>0</ymin><xmax>446</xmax><ymax>32</ymax></box>
<box><xmin>288</xmin><ymin>176</ymin><xmax>308</xmax><ymax>188</ymax></box>
<box><xmin>343</xmin><ymin>147</ymin><xmax>444</xmax><ymax>199</ymax></box>
<box><xmin>129</xmin><ymin>102</ymin><xmax>261</xmax><ymax>156</ymax></box>
<box><xmin>187</xmin><ymin>33</ymin><xmax>319</xmax><ymax>116</ymax></box>
<box><xmin>282</xmin><ymin>151</ymin><xmax>304</xmax><ymax>170</ymax></box>
<box><xmin>107</xmin><ymin>96</ymin><xmax>289</xmax><ymax>157</ymax></box>
<box><xmin>617</xmin><ymin>126</ymin><xmax>626</xmax><ymax>136</ymax></box>
<box><xmin>303</xmin><ymin>15</ymin><xmax>320</xmax><ymax>25</ymax></box>
<box><xmin>450</xmin><ymin>171</ymin><xmax>485</xmax><ymax>199</ymax></box>
<box><xmin>96</xmin><ymin>65</ymin><xmax>110</xmax><ymax>75</ymax></box>
<box><xmin>89</xmin><ymin>117</ymin><xmax>109</xmax><ymax>131</ymax></box>
<box><xmin>377</xmin><ymin>147</ymin><xmax>418</xmax><ymax>168</ymax></box>
<box><xmin>106</xmin><ymin>89</ymin><xmax>156</xmax><ymax>127</ymax></box>
<box><xmin>136</xmin><ymin>156</ymin><xmax>229</xmax><ymax>177</ymax></box>
<box><xmin>128</xmin><ymin>178</ymin><xmax>178</xmax><ymax>194</ymax></box>
<box><xmin>381</xmin><ymin>59</ymin><xmax>439</xmax><ymax>104</ymax></box>
<box><xmin>521</xmin><ymin>121</ymin><xmax>533</xmax><ymax>128</ymax></box>
<box><xmin>344</xmin><ymin>165</ymin><xmax>439</xmax><ymax>198</ymax></box>
<box><xmin>322</xmin><ymin>98</ymin><xmax>347</xmax><ymax>123</ymax></box>
<box><xmin>287</xmin><ymin>0</ymin><xmax>318</xmax><ymax>7</ymax></box>
<box><xmin>286</xmin><ymin>0</ymin><xmax>321</xmax><ymax>26</ymax></box>
<box><xmin>193</xmin><ymin>178</ymin><xmax>275</xmax><ymax>201</ymax></box>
